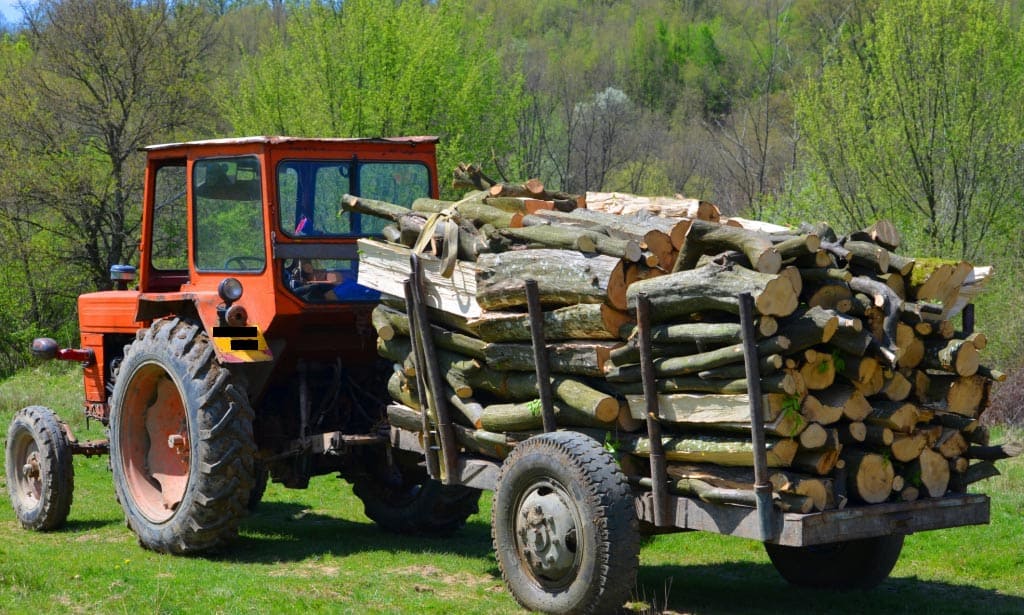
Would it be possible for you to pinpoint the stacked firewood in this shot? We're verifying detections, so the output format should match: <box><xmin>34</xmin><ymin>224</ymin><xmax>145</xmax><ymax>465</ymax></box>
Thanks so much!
<box><xmin>348</xmin><ymin>168</ymin><xmax>1017</xmax><ymax>514</ymax></box>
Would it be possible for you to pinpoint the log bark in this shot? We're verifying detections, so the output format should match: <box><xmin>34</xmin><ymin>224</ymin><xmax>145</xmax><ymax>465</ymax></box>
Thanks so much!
<box><xmin>675</xmin><ymin>219</ymin><xmax>782</xmax><ymax>274</ymax></box>
<box><xmin>467</xmin><ymin>303</ymin><xmax>631</xmax><ymax>342</ymax></box>
<box><xmin>412</xmin><ymin>196</ymin><xmax>521</xmax><ymax>229</ymax></box>
<box><xmin>371</xmin><ymin>304</ymin><xmax>488</xmax><ymax>359</ymax></box>
<box><xmin>843</xmin><ymin>240</ymin><xmax>890</xmax><ymax>273</ymax></box>
<box><xmin>626</xmin><ymin>263</ymin><xmax>800</xmax><ymax>320</ymax></box>
<box><xmin>482</xmin><ymin>340</ymin><xmax>619</xmax><ymax>377</ymax></box>
<box><xmin>922</xmin><ymin>338</ymin><xmax>979</xmax><ymax>377</ymax></box>
<box><xmin>387</xmin><ymin>403</ymin><xmax>512</xmax><ymax>459</ymax></box>
<box><xmin>625</xmin><ymin>434</ymin><xmax>799</xmax><ymax>467</ymax></box>
<box><xmin>478</xmin><ymin>400</ymin><xmax>614</xmax><ymax>432</ymax></box>
<box><xmin>585</xmin><ymin>192</ymin><xmax>721</xmax><ymax>224</ymax></box>
<box><xmin>475</xmin><ymin>250</ymin><xmax>621</xmax><ymax>311</ymax></box>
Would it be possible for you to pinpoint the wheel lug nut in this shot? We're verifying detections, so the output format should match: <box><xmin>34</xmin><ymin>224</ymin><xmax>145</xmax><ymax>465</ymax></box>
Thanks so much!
<box><xmin>167</xmin><ymin>434</ymin><xmax>186</xmax><ymax>449</ymax></box>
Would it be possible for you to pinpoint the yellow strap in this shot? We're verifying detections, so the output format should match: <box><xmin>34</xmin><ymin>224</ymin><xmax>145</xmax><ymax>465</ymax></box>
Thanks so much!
<box><xmin>411</xmin><ymin>194</ymin><xmax>475</xmax><ymax>278</ymax></box>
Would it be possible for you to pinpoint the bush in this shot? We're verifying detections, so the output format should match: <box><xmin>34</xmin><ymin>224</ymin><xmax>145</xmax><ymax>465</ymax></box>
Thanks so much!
<box><xmin>983</xmin><ymin>368</ymin><xmax>1024</xmax><ymax>427</ymax></box>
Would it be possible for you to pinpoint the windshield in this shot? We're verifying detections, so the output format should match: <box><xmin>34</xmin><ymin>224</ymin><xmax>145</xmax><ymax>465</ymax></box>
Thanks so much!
<box><xmin>276</xmin><ymin>159</ymin><xmax>431</xmax><ymax>303</ymax></box>
<box><xmin>277</xmin><ymin>160</ymin><xmax>430</xmax><ymax>238</ymax></box>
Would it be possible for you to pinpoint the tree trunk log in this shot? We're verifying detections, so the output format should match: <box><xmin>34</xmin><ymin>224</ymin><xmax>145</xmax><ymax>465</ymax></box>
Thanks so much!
<box><xmin>626</xmin><ymin>263</ymin><xmax>800</xmax><ymax>320</ymax></box>
<box><xmin>675</xmin><ymin>219</ymin><xmax>782</xmax><ymax>274</ymax></box>
<box><xmin>625</xmin><ymin>434</ymin><xmax>799</xmax><ymax>467</ymax></box>
<box><xmin>477</xmin><ymin>400</ymin><xmax>614</xmax><ymax>432</ymax></box>
<box><xmin>482</xmin><ymin>340</ymin><xmax>619</xmax><ymax>377</ymax></box>
<box><xmin>841</xmin><ymin>449</ymin><xmax>895</xmax><ymax>504</ymax></box>
<box><xmin>467</xmin><ymin>303</ymin><xmax>631</xmax><ymax>342</ymax></box>
<box><xmin>910</xmin><ymin>448</ymin><xmax>951</xmax><ymax>497</ymax></box>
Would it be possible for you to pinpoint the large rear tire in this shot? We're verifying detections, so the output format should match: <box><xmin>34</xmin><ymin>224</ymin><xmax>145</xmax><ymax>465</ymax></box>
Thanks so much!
<box><xmin>492</xmin><ymin>431</ymin><xmax>639</xmax><ymax>615</ymax></box>
<box><xmin>109</xmin><ymin>318</ymin><xmax>255</xmax><ymax>554</ymax></box>
<box><xmin>352</xmin><ymin>450</ymin><xmax>480</xmax><ymax>535</ymax></box>
<box><xmin>5</xmin><ymin>405</ymin><xmax>74</xmax><ymax>530</ymax></box>
<box><xmin>764</xmin><ymin>534</ymin><xmax>905</xmax><ymax>590</ymax></box>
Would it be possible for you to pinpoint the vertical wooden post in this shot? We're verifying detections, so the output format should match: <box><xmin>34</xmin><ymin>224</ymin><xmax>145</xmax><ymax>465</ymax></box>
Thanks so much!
<box><xmin>739</xmin><ymin>292</ymin><xmax>776</xmax><ymax>540</ymax></box>
<box><xmin>637</xmin><ymin>293</ymin><xmax>669</xmax><ymax>527</ymax></box>
<box><xmin>525</xmin><ymin>280</ymin><xmax>557</xmax><ymax>433</ymax></box>
<box><xmin>403</xmin><ymin>278</ymin><xmax>440</xmax><ymax>480</ymax></box>
<box><xmin>407</xmin><ymin>254</ymin><xmax>460</xmax><ymax>484</ymax></box>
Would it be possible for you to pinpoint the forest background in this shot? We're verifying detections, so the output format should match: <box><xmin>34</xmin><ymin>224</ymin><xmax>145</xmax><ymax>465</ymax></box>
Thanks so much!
<box><xmin>1</xmin><ymin>0</ymin><xmax>1023</xmax><ymax>420</ymax></box>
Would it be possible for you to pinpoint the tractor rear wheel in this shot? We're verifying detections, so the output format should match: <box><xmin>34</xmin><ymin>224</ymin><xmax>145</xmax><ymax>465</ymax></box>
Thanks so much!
<box><xmin>352</xmin><ymin>449</ymin><xmax>481</xmax><ymax>535</ymax></box>
<box><xmin>5</xmin><ymin>405</ymin><xmax>74</xmax><ymax>530</ymax></box>
<box><xmin>109</xmin><ymin>318</ymin><xmax>255</xmax><ymax>554</ymax></box>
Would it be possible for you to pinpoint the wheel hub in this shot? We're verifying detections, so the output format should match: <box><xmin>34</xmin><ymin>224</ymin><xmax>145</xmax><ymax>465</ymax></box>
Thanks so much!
<box><xmin>22</xmin><ymin>453</ymin><xmax>41</xmax><ymax>480</ymax></box>
<box><xmin>515</xmin><ymin>488</ymin><xmax>579</xmax><ymax>581</ymax></box>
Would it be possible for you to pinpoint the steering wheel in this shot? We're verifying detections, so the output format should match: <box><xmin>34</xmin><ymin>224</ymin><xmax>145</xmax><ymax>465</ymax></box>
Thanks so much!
<box><xmin>223</xmin><ymin>255</ymin><xmax>265</xmax><ymax>270</ymax></box>
<box><xmin>292</xmin><ymin>282</ymin><xmax>336</xmax><ymax>302</ymax></box>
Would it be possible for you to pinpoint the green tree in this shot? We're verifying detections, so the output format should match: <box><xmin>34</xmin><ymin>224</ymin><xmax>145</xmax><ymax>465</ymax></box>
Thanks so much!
<box><xmin>792</xmin><ymin>0</ymin><xmax>1024</xmax><ymax>260</ymax></box>
<box><xmin>228</xmin><ymin>0</ymin><xmax>518</xmax><ymax>189</ymax></box>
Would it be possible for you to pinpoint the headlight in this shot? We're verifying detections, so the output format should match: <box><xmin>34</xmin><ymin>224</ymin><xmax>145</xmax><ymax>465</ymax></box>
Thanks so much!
<box><xmin>218</xmin><ymin>277</ymin><xmax>244</xmax><ymax>303</ymax></box>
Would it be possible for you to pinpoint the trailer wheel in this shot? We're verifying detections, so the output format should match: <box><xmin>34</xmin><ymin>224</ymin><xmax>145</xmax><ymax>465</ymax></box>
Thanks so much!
<box><xmin>352</xmin><ymin>450</ymin><xmax>480</xmax><ymax>535</ymax></box>
<box><xmin>5</xmin><ymin>406</ymin><xmax>74</xmax><ymax>530</ymax></box>
<box><xmin>493</xmin><ymin>431</ymin><xmax>639</xmax><ymax>615</ymax></box>
<box><xmin>109</xmin><ymin>318</ymin><xmax>255</xmax><ymax>554</ymax></box>
<box><xmin>765</xmin><ymin>534</ymin><xmax>905</xmax><ymax>590</ymax></box>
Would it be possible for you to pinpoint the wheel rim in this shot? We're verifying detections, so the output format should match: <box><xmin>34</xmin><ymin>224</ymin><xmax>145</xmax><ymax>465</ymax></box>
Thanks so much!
<box><xmin>512</xmin><ymin>477</ymin><xmax>583</xmax><ymax>589</ymax></box>
<box><xmin>118</xmin><ymin>362</ymin><xmax>191</xmax><ymax>523</ymax></box>
<box><xmin>10</xmin><ymin>427</ymin><xmax>43</xmax><ymax>511</ymax></box>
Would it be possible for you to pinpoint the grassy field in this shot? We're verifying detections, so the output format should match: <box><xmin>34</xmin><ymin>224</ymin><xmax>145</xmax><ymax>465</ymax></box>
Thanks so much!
<box><xmin>1</xmin><ymin>364</ymin><xmax>1022</xmax><ymax>614</ymax></box>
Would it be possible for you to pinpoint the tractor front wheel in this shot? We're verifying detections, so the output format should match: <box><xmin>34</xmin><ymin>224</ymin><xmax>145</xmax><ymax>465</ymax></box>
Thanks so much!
<box><xmin>109</xmin><ymin>318</ymin><xmax>255</xmax><ymax>554</ymax></box>
<box><xmin>4</xmin><ymin>405</ymin><xmax>74</xmax><ymax>530</ymax></box>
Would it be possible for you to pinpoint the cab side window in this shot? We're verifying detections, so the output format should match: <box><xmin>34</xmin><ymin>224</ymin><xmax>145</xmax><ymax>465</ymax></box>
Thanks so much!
<box><xmin>151</xmin><ymin>162</ymin><xmax>188</xmax><ymax>271</ymax></box>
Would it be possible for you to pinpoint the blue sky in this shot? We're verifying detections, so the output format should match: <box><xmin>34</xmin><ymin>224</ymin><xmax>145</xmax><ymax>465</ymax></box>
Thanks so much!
<box><xmin>0</xmin><ymin>0</ymin><xmax>22</xmax><ymax>25</ymax></box>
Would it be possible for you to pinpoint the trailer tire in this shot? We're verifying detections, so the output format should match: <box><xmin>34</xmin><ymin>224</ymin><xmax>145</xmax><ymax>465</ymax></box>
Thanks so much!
<box><xmin>110</xmin><ymin>318</ymin><xmax>255</xmax><ymax>554</ymax></box>
<box><xmin>765</xmin><ymin>534</ymin><xmax>905</xmax><ymax>590</ymax></box>
<box><xmin>352</xmin><ymin>450</ymin><xmax>480</xmax><ymax>535</ymax></box>
<box><xmin>5</xmin><ymin>406</ymin><xmax>74</xmax><ymax>530</ymax></box>
<box><xmin>493</xmin><ymin>431</ymin><xmax>639</xmax><ymax>615</ymax></box>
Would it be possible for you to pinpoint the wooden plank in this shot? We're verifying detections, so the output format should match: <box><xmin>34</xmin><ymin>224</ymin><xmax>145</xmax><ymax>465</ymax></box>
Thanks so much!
<box><xmin>357</xmin><ymin>238</ymin><xmax>482</xmax><ymax>318</ymax></box>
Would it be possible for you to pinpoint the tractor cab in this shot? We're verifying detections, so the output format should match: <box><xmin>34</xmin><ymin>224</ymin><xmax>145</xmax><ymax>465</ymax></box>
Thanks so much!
<box><xmin>72</xmin><ymin>136</ymin><xmax>439</xmax><ymax>421</ymax></box>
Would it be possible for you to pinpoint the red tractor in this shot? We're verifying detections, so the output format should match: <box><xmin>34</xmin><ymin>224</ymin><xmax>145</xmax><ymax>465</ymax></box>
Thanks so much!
<box><xmin>5</xmin><ymin>136</ymin><xmax>480</xmax><ymax>553</ymax></box>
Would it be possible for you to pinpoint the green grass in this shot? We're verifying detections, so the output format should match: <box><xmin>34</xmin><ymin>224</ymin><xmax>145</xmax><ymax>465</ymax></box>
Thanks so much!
<box><xmin>2</xmin><ymin>365</ymin><xmax>1023</xmax><ymax>614</ymax></box>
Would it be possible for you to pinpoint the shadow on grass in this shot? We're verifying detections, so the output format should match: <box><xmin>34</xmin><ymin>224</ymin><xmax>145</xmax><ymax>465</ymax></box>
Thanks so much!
<box><xmin>217</xmin><ymin>501</ymin><xmax>495</xmax><ymax>565</ymax></box>
<box><xmin>59</xmin><ymin>518</ymin><xmax>122</xmax><ymax>532</ymax></box>
<box><xmin>633</xmin><ymin>561</ymin><xmax>1024</xmax><ymax>614</ymax></box>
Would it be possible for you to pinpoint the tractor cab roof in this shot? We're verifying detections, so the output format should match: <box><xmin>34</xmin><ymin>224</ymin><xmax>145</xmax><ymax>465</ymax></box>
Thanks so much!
<box><xmin>143</xmin><ymin>135</ymin><xmax>440</xmax><ymax>154</ymax></box>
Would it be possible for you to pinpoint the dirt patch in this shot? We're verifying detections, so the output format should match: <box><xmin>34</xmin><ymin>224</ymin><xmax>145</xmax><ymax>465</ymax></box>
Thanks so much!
<box><xmin>392</xmin><ymin>564</ymin><xmax>503</xmax><ymax>597</ymax></box>
<box><xmin>266</xmin><ymin>562</ymin><xmax>340</xmax><ymax>578</ymax></box>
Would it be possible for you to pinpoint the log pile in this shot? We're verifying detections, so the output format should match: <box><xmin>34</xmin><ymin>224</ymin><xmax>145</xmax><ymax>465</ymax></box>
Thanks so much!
<box><xmin>349</xmin><ymin>170</ymin><xmax>1016</xmax><ymax>514</ymax></box>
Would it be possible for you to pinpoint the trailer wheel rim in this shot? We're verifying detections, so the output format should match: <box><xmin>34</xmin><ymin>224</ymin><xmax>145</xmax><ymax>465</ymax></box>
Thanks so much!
<box><xmin>512</xmin><ymin>478</ymin><xmax>582</xmax><ymax>588</ymax></box>
<box><xmin>10</xmin><ymin>429</ymin><xmax>43</xmax><ymax>510</ymax></box>
<box><xmin>118</xmin><ymin>362</ymin><xmax>190</xmax><ymax>523</ymax></box>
